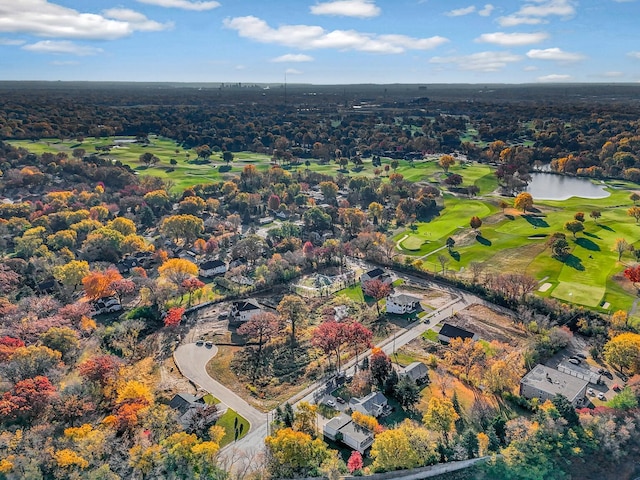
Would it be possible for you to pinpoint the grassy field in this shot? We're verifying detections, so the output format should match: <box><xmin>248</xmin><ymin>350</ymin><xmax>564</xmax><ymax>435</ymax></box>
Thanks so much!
<box><xmin>396</xmin><ymin>183</ymin><xmax>640</xmax><ymax>314</ymax></box>
<box><xmin>215</xmin><ymin>408</ymin><xmax>249</xmax><ymax>447</ymax></box>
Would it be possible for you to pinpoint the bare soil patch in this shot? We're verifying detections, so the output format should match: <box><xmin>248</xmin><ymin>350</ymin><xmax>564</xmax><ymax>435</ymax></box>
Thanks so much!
<box><xmin>447</xmin><ymin>303</ymin><xmax>528</xmax><ymax>347</ymax></box>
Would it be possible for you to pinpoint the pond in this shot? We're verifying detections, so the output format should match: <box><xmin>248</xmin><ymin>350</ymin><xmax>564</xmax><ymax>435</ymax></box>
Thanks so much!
<box><xmin>525</xmin><ymin>173</ymin><xmax>610</xmax><ymax>201</ymax></box>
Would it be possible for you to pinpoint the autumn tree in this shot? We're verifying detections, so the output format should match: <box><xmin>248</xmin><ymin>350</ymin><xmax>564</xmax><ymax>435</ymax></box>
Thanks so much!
<box><xmin>368</xmin><ymin>202</ymin><xmax>384</xmax><ymax>226</ymax></box>
<box><xmin>499</xmin><ymin>200</ymin><xmax>509</xmax><ymax>213</ymax></box>
<box><xmin>345</xmin><ymin>322</ymin><xmax>373</xmax><ymax>368</ymax></box>
<box><xmin>347</xmin><ymin>451</ymin><xmax>363</xmax><ymax>474</ymax></box>
<box><xmin>54</xmin><ymin>260</ymin><xmax>90</xmax><ymax>291</ymax></box>
<box><xmin>0</xmin><ymin>336</ymin><xmax>24</xmax><ymax>362</ymax></box>
<box><xmin>590</xmin><ymin>210</ymin><xmax>601</xmax><ymax>223</ymax></box>
<box><xmin>78</xmin><ymin>354</ymin><xmax>121</xmax><ymax>387</ymax></box>
<box><xmin>604</xmin><ymin>332</ymin><xmax>640</xmax><ymax>374</ymax></box>
<box><xmin>277</xmin><ymin>295</ymin><xmax>309</xmax><ymax>346</ymax></box>
<box><xmin>362</xmin><ymin>279</ymin><xmax>391</xmax><ymax>315</ymax></box>
<box><xmin>422</xmin><ymin>396</ymin><xmax>459</xmax><ymax>444</ymax></box>
<box><xmin>164</xmin><ymin>307</ymin><xmax>185</xmax><ymax>328</ymax></box>
<box><xmin>470</xmin><ymin>216</ymin><xmax>482</xmax><ymax>231</ymax></box>
<box><xmin>370</xmin><ymin>420</ymin><xmax>438</xmax><ymax>472</ymax></box>
<box><xmin>2</xmin><ymin>345</ymin><xmax>62</xmax><ymax>382</ymax></box>
<box><xmin>444</xmin><ymin>337</ymin><xmax>486</xmax><ymax>382</ymax></box>
<box><xmin>181</xmin><ymin>277</ymin><xmax>205</xmax><ymax>307</ymax></box>
<box><xmin>158</xmin><ymin>258</ymin><xmax>198</xmax><ymax>287</ymax></box>
<box><xmin>631</xmin><ymin>192</ymin><xmax>640</xmax><ymax>204</ymax></box>
<box><xmin>564</xmin><ymin>220</ymin><xmax>584</xmax><ymax>238</ymax></box>
<box><xmin>264</xmin><ymin>427</ymin><xmax>330</xmax><ymax>479</ymax></box>
<box><xmin>394</xmin><ymin>375</ymin><xmax>421</xmax><ymax>410</ymax></box>
<box><xmin>439</xmin><ymin>155</ymin><xmax>455</xmax><ymax>173</ymax></box>
<box><xmin>160</xmin><ymin>214</ymin><xmax>203</xmax><ymax>244</ymax></box>
<box><xmin>40</xmin><ymin>326</ymin><xmax>79</xmax><ymax>360</ymax></box>
<box><xmin>82</xmin><ymin>268</ymin><xmax>123</xmax><ymax>300</ymax></box>
<box><xmin>628</xmin><ymin>206</ymin><xmax>640</xmax><ymax>223</ymax></box>
<box><xmin>0</xmin><ymin>375</ymin><xmax>57</xmax><ymax>420</ymax></box>
<box><xmin>237</xmin><ymin>312</ymin><xmax>280</xmax><ymax>374</ymax></box>
<box><xmin>319</xmin><ymin>181</ymin><xmax>339</xmax><ymax>204</ymax></box>
<box><xmin>370</xmin><ymin>348</ymin><xmax>392</xmax><ymax>388</ymax></box>
<box><xmin>615</xmin><ymin>238</ymin><xmax>631</xmax><ymax>261</ymax></box>
<box><xmin>574</xmin><ymin>212</ymin><xmax>585</xmax><ymax>223</ymax></box>
<box><xmin>293</xmin><ymin>402</ymin><xmax>318</xmax><ymax>437</ymax></box>
<box><xmin>110</xmin><ymin>278</ymin><xmax>136</xmax><ymax>306</ymax></box>
<box><xmin>514</xmin><ymin>192</ymin><xmax>533</xmax><ymax>212</ymax></box>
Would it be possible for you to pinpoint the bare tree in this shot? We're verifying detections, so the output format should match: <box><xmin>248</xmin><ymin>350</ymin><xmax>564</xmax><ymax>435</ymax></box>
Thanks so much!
<box><xmin>437</xmin><ymin>254</ymin><xmax>450</xmax><ymax>275</ymax></box>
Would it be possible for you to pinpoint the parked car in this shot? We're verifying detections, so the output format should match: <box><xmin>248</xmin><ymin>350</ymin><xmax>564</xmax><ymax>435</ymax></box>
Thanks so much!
<box><xmin>205</xmin><ymin>341</ymin><xmax>213</xmax><ymax>348</ymax></box>
<box><xmin>569</xmin><ymin>356</ymin><xmax>581</xmax><ymax>363</ymax></box>
<box><xmin>336</xmin><ymin>397</ymin><xmax>346</xmax><ymax>404</ymax></box>
<box><xmin>196</xmin><ymin>339</ymin><xmax>204</xmax><ymax>346</ymax></box>
<box><xmin>568</xmin><ymin>359</ymin><xmax>580</xmax><ymax>365</ymax></box>
<box><xmin>597</xmin><ymin>392</ymin><xmax>606</xmax><ymax>401</ymax></box>
<box><xmin>587</xmin><ymin>388</ymin><xmax>595</xmax><ymax>396</ymax></box>
<box><xmin>218</xmin><ymin>311</ymin><xmax>229</xmax><ymax>320</ymax></box>
<box><xmin>575</xmin><ymin>353</ymin><xmax>587</xmax><ymax>359</ymax></box>
<box><xmin>325</xmin><ymin>399</ymin><xmax>336</xmax><ymax>408</ymax></box>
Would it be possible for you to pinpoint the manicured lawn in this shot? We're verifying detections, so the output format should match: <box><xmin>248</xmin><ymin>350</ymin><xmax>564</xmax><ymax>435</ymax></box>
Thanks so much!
<box><xmin>203</xmin><ymin>393</ymin><xmax>220</xmax><ymax>405</ymax></box>
<box><xmin>422</xmin><ymin>329</ymin><xmax>439</xmax><ymax>342</ymax></box>
<box><xmin>215</xmin><ymin>408</ymin><xmax>249</xmax><ymax>447</ymax></box>
<box><xmin>336</xmin><ymin>284</ymin><xmax>365</xmax><ymax>303</ymax></box>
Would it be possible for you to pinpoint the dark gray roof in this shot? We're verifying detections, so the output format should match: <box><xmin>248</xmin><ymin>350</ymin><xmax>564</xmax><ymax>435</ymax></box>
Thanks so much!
<box><xmin>400</xmin><ymin>362</ymin><xmax>429</xmax><ymax>382</ymax></box>
<box><xmin>439</xmin><ymin>323</ymin><xmax>476</xmax><ymax>340</ymax></box>
<box><xmin>364</xmin><ymin>268</ymin><xmax>385</xmax><ymax>278</ymax></box>
<box><xmin>200</xmin><ymin>259</ymin><xmax>225</xmax><ymax>269</ymax></box>
<box><xmin>169</xmin><ymin>393</ymin><xmax>202</xmax><ymax>414</ymax></box>
<box><xmin>232</xmin><ymin>299</ymin><xmax>261</xmax><ymax>312</ymax></box>
<box><xmin>387</xmin><ymin>293</ymin><xmax>421</xmax><ymax>305</ymax></box>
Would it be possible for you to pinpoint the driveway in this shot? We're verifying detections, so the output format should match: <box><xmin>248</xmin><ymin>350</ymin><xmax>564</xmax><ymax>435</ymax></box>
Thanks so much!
<box><xmin>173</xmin><ymin>344</ymin><xmax>266</xmax><ymax>431</ymax></box>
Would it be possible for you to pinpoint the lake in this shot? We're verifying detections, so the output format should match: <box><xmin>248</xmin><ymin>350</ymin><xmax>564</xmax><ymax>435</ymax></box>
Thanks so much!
<box><xmin>525</xmin><ymin>173</ymin><xmax>610</xmax><ymax>201</ymax></box>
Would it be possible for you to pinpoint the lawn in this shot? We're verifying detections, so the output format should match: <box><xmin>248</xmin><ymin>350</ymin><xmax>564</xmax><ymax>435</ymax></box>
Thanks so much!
<box><xmin>215</xmin><ymin>408</ymin><xmax>249</xmax><ymax>447</ymax></box>
<box><xmin>336</xmin><ymin>284</ymin><xmax>365</xmax><ymax>303</ymax></box>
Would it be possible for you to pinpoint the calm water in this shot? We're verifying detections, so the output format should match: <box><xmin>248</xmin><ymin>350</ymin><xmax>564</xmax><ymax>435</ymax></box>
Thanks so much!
<box><xmin>525</xmin><ymin>173</ymin><xmax>610</xmax><ymax>201</ymax></box>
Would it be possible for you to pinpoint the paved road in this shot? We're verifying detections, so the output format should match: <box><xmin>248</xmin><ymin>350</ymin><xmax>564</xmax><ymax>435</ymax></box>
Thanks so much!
<box><xmin>173</xmin><ymin>344</ymin><xmax>267</xmax><ymax>431</ymax></box>
<box><xmin>173</xmin><ymin>260</ymin><xmax>513</xmax><ymax>474</ymax></box>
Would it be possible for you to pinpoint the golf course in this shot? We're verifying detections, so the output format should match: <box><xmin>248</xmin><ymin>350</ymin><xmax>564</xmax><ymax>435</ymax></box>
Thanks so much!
<box><xmin>10</xmin><ymin>135</ymin><xmax>640</xmax><ymax>318</ymax></box>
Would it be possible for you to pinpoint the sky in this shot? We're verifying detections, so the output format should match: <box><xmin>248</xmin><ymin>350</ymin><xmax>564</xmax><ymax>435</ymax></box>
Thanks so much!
<box><xmin>0</xmin><ymin>0</ymin><xmax>639</xmax><ymax>84</ymax></box>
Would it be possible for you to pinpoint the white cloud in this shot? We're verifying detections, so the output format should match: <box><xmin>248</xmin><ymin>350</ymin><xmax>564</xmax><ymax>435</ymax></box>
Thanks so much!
<box><xmin>136</xmin><ymin>0</ymin><xmax>220</xmax><ymax>10</ymax></box>
<box><xmin>476</xmin><ymin>31</ymin><xmax>548</xmax><ymax>46</ymax></box>
<box><xmin>446</xmin><ymin>6</ymin><xmax>475</xmax><ymax>16</ymax></box>
<box><xmin>498</xmin><ymin>0</ymin><xmax>576</xmax><ymax>27</ymax></box>
<box><xmin>430</xmin><ymin>51</ymin><xmax>522</xmax><ymax>72</ymax></box>
<box><xmin>22</xmin><ymin>40</ymin><xmax>103</xmax><ymax>56</ymax></box>
<box><xmin>285</xmin><ymin>68</ymin><xmax>303</xmax><ymax>75</ymax></box>
<box><xmin>0</xmin><ymin>37</ymin><xmax>25</xmax><ymax>45</ymax></box>
<box><xmin>527</xmin><ymin>47</ymin><xmax>584</xmax><ymax>61</ymax></box>
<box><xmin>235</xmin><ymin>64</ymin><xmax>245</xmax><ymax>70</ymax></box>
<box><xmin>478</xmin><ymin>4</ymin><xmax>494</xmax><ymax>16</ymax></box>
<box><xmin>628</xmin><ymin>51</ymin><xmax>640</xmax><ymax>59</ymax></box>
<box><xmin>0</xmin><ymin>0</ymin><xmax>171</xmax><ymax>40</ymax></box>
<box><xmin>310</xmin><ymin>0</ymin><xmax>381</xmax><ymax>18</ymax></box>
<box><xmin>523</xmin><ymin>65</ymin><xmax>538</xmax><ymax>71</ymax></box>
<box><xmin>50</xmin><ymin>59</ymin><xmax>79</xmax><ymax>65</ymax></box>
<box><xmin>537</xmin><ymin>73</ymin><xmax>572</xmax><ymax>81</ymax></box>
<box><xmin>272</xmin><ymin>53</ymin><xmax>314</xmax><ymax>62</ymax></box>
<box><xmin>224</xmin><ymin>16</ymin><xmax>448</xmax><ymax>54</ymax></box>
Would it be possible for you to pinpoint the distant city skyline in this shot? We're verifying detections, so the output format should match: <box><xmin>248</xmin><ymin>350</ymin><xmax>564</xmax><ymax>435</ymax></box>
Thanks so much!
<box><xmin>0</xmin><ymin>0</ymin><xmax>639</xmax><ymax>84</ymax></box>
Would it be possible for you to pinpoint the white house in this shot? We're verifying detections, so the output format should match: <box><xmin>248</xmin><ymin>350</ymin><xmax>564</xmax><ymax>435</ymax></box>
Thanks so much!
<box><xmin>229</xmin><ymin>299</ymin><xmax>262</xmax><ymax>323</ymax></box>
<box><xmin>360</xmin><ymin>268</ymin><xmax>392</xmax><ymax>286</ymax></box>
<box><xmin>399</xmin><ymin>361</ymin><xmax>429</xmax><ymax>385</ymax></box>
<box><xmin>349</xmin><ymin>391</ymin><xmax>388</xmax><ymax>418</ymax></box>
<box><xmin>385</xmin><ymin>293</ymin><xmax>422</xmax><ymax>314</ymax></box>
<box><xmin>199</xmin><ymin>259</ymin><xmax>227</xmax><ymax>278</ymax></box>
<box><xmin>323</xmin><ymin>414</ymin><xmax>374</xmax><ymax>454</ymax></box>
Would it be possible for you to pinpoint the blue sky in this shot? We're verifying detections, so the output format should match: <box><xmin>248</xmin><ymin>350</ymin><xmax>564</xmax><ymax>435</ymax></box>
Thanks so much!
<box><xmin>0</xmin><ymin>0</ymin><xmax>639</xmax><ymax>84</ymax></box>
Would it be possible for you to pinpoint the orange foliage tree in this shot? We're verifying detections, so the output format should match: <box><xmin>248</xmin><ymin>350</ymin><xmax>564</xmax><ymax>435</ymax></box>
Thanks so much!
<box><xmin>82</xmin><ymin>268</ymin><xmax>123</xmax><ymax>300</ymax></box>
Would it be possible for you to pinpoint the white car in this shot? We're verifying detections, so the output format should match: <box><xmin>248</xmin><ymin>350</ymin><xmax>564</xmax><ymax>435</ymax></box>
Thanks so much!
<box><xmin>597</xmin><ymin>392</ymin><xmax>606</xmax><ymax>401</ymax></box>
<box><xmin>325</xmin><ymin>399</ymin><xmax>336</xmax><ymax>408</ymax></box>
<box><xmin>587</xmin><ymin>388</ymin><xmax>594</xmax><ymax>396</ymax></box>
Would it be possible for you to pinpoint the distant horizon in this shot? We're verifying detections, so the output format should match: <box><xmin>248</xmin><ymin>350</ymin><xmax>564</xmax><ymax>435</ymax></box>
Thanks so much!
<box><xmin>0</xmin><ymin>1</ymin><xmax>638</xmax><ymax>84</ymax></box>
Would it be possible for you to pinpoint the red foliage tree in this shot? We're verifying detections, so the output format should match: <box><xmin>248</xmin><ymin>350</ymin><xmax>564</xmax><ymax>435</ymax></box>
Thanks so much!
<box><xmin>346</xmin><ymin>322</ymin><xmax>373</xmax><ymax>367</ymax></box>
<box><xmin>164</xmin><ymin>307</ymin><xmax>185</xmax><ymax>328</ymax></box>
<box><xmin>0</xmin><ymin>376</ymin><xmax>56</xmax><ymax>420</ymax></box>
<box><xmin>110</xmin><ymin>278</ymin><xmax>136</xmax><ymax>306</ymax></box>
<box><xmin>362</xmin><ymin>279</ymin><xmax>392</xmax><ymax>315</ymax></box>
<box><xmin>347</xmin><ymin>450</ymin><xmax>364</xmax><ymax>473</ymax></box>
<box><xmin>78</xmin><ymin>354</ymin><xmax>121</xmax><ymax>387</ymax></box>
<box><xmin>59</xmin><ymin>302</ymin><xmax>93</xmax><ymax>324</ymax></box>
<box><xmin>0</xmin><ymin>336</ymin><xmax>25</xmax><ymax>362</ymax></box>
<box><xmin>370</xmin><ymin>347</ymin><xmax>392</xmax><ymax>388</ymax></box>
<box><xmin>312</xmin><ymin>320</ymin><xmax>351</xmax><ymax>372</ymax></box>
<box><xmin>237</xmin><ymin>312</ymin><xmax>280</xmax><ymax>368</ymax></box>
<box><xmin>624</xmin><ymin>264</ymin><xmax>640</xmax><ymax>287</ymax></box>
<box><xmin>267</xmin><ymin>194</ymin><xmax>281</xmax><ymax>211</ymax></box>
<box><xmin>181</xmin><ymin>277</ymin><xmax>205</xmax><ymax>307</ymax></box>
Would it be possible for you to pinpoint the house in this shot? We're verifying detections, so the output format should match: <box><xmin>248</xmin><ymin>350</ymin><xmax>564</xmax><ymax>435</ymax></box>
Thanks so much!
<box><xmin>323</xmin><ymin>414</ymin><xmax>374</xmax><ymax>454</ymax></box>
<box><xmin>438</xmin><ymin>323</ymin><xmax>479</xmax><ymax>344</ymax></box>
<box><xmin>349</xmin><ymin>391</ymin><xmax>388</xmax><ymax>418</ymax></box>
<box><xmin>520</xmin><ymin>364</ymin><xmax>588</xmax><ymax>407</ymax></box>
<box><xmin>169</xmin><ymin>393</ymin><xmax>225</xmax><ymax>427</ymax></box>
<box><xmin>199</xmin><ymin>259</ymin><xmax>227</xmax><ymax>278</ymax></box>
<box><xmin>333</xmin><ymin>305</ymin><xmax>350</xmax><ymax>321</ymax></box>
<box><xmin>399</xmin><ymin>361</ymin><xmax>429</xmax><ymax>385</ymax></box>
<box><xmin>386</xmin><ymin>293</ymin><xmax>422</xmax><ymax>315</ymax></box>
<box><xmin>229</xmin><ymin>257</ymin><xmax>247</xmax><ymax>269</ymax></box>
<box><xmin>116</xmin><ymin>257</ymin><xmax>140</xmax><ymax>274</ymax></box>
<box><xmin>37</xmin><ymin>278</ymin><xmax>60</xmax><ymax>294</ymax></box>
<box><xmin>230</xmin><ymin>299</ymin><xmax>262</xmax><ymax>322</ymax></box>
<box><xmin>360</xmin><ymin>268</ymin><xmax>392</xmax><ymax>286</ymax></box>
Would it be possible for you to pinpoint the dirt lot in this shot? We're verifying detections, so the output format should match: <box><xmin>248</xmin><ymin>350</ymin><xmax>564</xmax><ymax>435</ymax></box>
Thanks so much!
<box><xmin>447</xmin><ymin>304</ymin><xmax>529</xmax><ymax>347</ymax></box>
<box><xmin>400</xmin><ymin>284</ymin><xmax>457</xmax><ymax>309</ymax></box>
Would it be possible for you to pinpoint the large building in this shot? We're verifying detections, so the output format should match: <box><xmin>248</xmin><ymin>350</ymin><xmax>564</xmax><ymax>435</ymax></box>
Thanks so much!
<box><xmin>323</xmin><ymin>414</ymin><xmax>374</xmax><ymax>454</ymax></box>
<box><xmin>520</xmin><ymin>364</ymin><xmax>588</xmax><ymax>407</ymax></box>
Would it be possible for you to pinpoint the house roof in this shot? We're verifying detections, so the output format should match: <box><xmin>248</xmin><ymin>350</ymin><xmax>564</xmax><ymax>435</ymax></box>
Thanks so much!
<box><xmin>350</xmin><ymin>391</ymin><xmax>387</xmax><ymax>413</ymax></box>
<box><xmin>232</xmin><ymin>299</ymin><xmax>261</xmax><ymax>312</ymax></box>
<box><xmin>200</xmin><ymin>259</ymin><xmax>225</xmax><ymax>270</ymax></box>
<box><xmin>325</xmin><ymin>413</ymin><xmax>352</xmax><ymax>432</ymax></box>
<box><xmin>339</xmin><ymin>420</ymin><xmax>374</xmax><ymax>445</ymax></box>
<box><xmin>169</xmin><ymin>393</ymin><xmax>201</xmax><ymax>415</ymax></box>
<box><xmin>439</xmin><ymin>323</ymin><xmax>476</xmax><ymax>341</ymax></box>
<box><xmin>387</xmin><ymin>293</ymin><xmax>421</xmax><ymax>305</ymax></box>
<box><xmin>364</xmin><ymin>268</ymin><xmax>385</xmax><ymax>279</ymax></box>
<box><xmin>520</xmin><ymin>364</ymin><xmax>588</xmax><ymax>403</ymax></box>
<box><xmin>399</xmin><ymin>362</ymin><xmax>429</xmax><ymax>382</ymax></box>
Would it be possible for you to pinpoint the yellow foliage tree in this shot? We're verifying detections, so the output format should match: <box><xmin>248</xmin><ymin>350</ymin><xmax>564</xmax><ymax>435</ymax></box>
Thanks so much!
<box><xmin>422</xmin><ymin>396</ymin><xmax>459</xmax><ymax>444</ymax></box>
<box><xmin>116</xmin><ymin>380</ymin><xmax>154</xmax><ymax>405</ymax></box>
<box><xmin>514</xmin><ymin>192</ymin><xmax>533</xmax><ymax>212</ymax></box>
<box><xmin>604</xmin><ymin>332</ymin><xmax>640</xmax><ymax>374</ymax></box>
<box><xmin>54</xmin><ymin>449</ymin><xmax>89</xmax><ymax>469</ymax></box>
<box><xmin>158</xmin><ymin>258</ymin><xmax>198</xmax><ymax>286</ymax></box>
<box><xmin>351</xmin><ymin>411</ymin><xmax>380</xmax><ymax>432</ymax></box>
<box><xmin>477</xmin><ymin>432</ymin><xmax>490</xmax><ymax>456</ymax></box>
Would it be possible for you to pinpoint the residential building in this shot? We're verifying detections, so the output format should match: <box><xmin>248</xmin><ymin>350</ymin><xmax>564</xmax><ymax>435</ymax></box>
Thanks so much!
<box><xmin>386</xmin><ymin>293</ymin><xmax>422</xmax><ymax>314</ymax></box>
<box><xmin>169</xmin><ymin>393</ymin><xmax>225</xmax><ymax>427</ymax></box>
<box><xmin>116</xmin><ymin>257</ymin><xmax>140</xmax><ymax>274</ymax></box>
<box><xmin>349</xmin><ymin>391</ymin><xmax>388</xmax><ymax>417</ymax></box>
<box><xmin>398</xmin><ymin>361</ymin><xmax>429</xmax><ymax>385</ymax></box>
<box><xmin>520</xmin><ymin>364</ymin><xmax>588</xmax><ymax>407</ymax></box>
<box><xmin>438</xmin><ymin>323</ymin><xmax>479</xmax><ymax>344</ymax></box>
<box><xmin>323</xmin><ymin>414</ymin><xmax>374</xmax><ymax>454</ymax></box>
<box><xmin>199</xmin><ymin>259</ymin><xmax>227</xmax><ymax>278</ymax></box>
<box><xmin>360</xmin><ymin>268</ymin><xmax>392</xmax><ymax>286</ymax></box>
<box><xmin>229</xmin><ymin>299</ymin><xmax>262</xmax><ymax>323</ymax></box>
